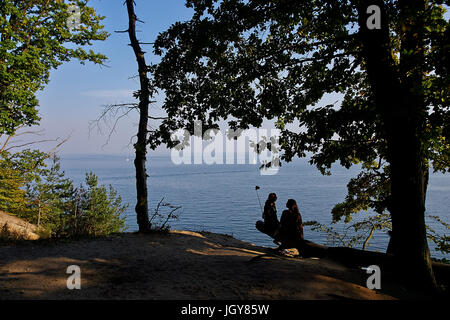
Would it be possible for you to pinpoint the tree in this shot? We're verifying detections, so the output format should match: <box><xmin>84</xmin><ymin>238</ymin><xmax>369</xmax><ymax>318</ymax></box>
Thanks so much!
<box><xmin>151</xmin><ymin>0</ymin><xmax>449</xmax><ymax>291</ymax></box>
<box><xmin>25</xmin><ymin>154</ymin><xmax>74</xmax><ymax>234</ymax></box>
<box><xmin>0</xmin><ymin>126</ymin><xmax>71</xmax><ymax>219</ymax></box>
<box><xmin>1</xmin><ymin>150</ymin><xmax>127</xmax><ymax>238</ymax></box>
<box><xmin>123</xmin><ymin>0</ymin><xmax>154</xmax><ymax>233</ymax></box>
<box><xmin>66</xmin><ymin>172</ymin><xmax>127</xmax><ymax>238</ymax></box>
<box><xmin>91</xmin><ymin>1</ymin><xmax>166</xmax><ymax>233</ymax></box>
<box><xmin>0</xmin><ymin>149</ymin><xmax>48</xmax><ymax>216</ymax></box>
<box><xmin>0</xmin><ymin>0</ymin><xmax>108</xmax><ymax>136</ymax></box>
<box><xmin>0</xmin><ymin>154</ymin><xmax>28</xmax><ymax>215</ymax></box>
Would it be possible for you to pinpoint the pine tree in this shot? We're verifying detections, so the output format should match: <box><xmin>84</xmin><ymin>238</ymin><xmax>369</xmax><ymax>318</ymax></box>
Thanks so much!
<box><xmin>68</xmin><ymin>172</ymin><xmax>127</xmax><ymax>237</ymax></box>
<box><xmin>0</xmin><ymin>157</ymin><xmax>27</xmax><ymax>215</ymax></box>
<box><xmin>25</xmin><ymin>154</ymin><xmax>74</xmax><ymax>236</ymax></box>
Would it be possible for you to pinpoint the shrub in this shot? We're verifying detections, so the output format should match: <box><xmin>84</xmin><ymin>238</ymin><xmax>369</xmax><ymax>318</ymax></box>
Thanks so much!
<box><xmin>1</xmin><ymin>151</ymin><xmax>127</xmax><ymax>239</ymax></box>
<box><xmin>62</xmin><ymin>172</ymin><xmax>127</xmax><ymax>238</ymax></box>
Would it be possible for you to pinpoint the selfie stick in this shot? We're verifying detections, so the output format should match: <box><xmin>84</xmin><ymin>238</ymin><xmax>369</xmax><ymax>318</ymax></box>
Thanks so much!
<box><xmin>255</xmin><ymin>186</ymin><xmax>263</xmax><ymax>214</ymax></box>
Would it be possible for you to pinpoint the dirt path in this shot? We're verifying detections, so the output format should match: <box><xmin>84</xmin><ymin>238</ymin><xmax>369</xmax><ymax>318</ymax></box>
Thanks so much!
<box><xmin>0</xmin><ymin>231</ymin><xmax>401</xmax><ymax>300</ymax></box>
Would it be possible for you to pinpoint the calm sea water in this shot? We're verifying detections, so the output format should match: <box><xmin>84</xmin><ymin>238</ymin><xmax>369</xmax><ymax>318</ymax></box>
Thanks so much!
<box><xmin>59</xmin><ymin>154</ymin><xmax>449</xmax><ymax>259</ymax></box>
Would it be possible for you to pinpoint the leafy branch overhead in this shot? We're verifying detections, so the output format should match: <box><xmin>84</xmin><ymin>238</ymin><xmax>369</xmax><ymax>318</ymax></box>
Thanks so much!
<box><xmin>151</xmin><ymin>0</ymin><xmax>449</xmax><ymax>288</ymax></box>
<box><xmin>0</xmin><ymin>0</ymin><xmax>109</xmax><ymax>136</ymax></box>
<box><xmin>151</xmin><ymin>0</ymin><xmax>449</xmax><ymax>221</ymax></box>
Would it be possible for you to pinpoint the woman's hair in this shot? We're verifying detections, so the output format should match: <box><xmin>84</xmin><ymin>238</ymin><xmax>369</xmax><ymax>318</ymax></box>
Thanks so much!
<box><xmin>265</xmin><ymin>193</ymin><xmax>277</xmax><ymax>206</ymax></box>
<box><xmin>286</xmin><ymin>199</ymin><xmax>300</xmax><ymax>215</ymax></box>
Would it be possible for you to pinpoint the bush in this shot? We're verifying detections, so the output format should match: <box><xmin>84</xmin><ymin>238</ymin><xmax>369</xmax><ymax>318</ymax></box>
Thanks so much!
<box><xmin>1</xmin><ymin>151</ymin><xmax>127</xmax><ymax>239</ymax></box>
<box><xmin>149</xmin><ymin>197</ymin><xmax>181</xmax><ymax>232</ymax></box>
<box><xmin>61</xmin><ymin>172</ymin><xmax>127</xmax><ymax>238</ymax></box>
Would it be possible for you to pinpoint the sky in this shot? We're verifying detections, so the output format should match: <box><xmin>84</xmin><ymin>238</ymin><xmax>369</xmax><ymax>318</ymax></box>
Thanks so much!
<box><xmin>27</xmin><ymin>1</ymin><xmax>448</xmax><ymax>156</ymax></box>
<box><xmin>32</xmin><ymin>0</ymin><xmax>340</xmax><ymax>157</ymax></box>
<box><xmin>34</xmin><ymin>0</ymin><xmax>195</xmax><ymax>156</ymax></box>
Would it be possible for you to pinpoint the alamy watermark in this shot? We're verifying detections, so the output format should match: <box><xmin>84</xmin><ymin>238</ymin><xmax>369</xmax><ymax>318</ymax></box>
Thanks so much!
<box><xmin>67</xmin><ymin>5</ymin><xmax>81</xmax><ymax>30</ymax></box>
<box><xmin>66</xmin><ymin>265</ymin><xmax>81</xmax><ymax>290</ymax></box>
<box><xmin>366</xmin><ymin>5</ymin><xmax>381</xmax><ymax>30</ymax></box>
<box><xmin>170</xmin><ymin>121</ymin><xmax>281</xmax><ymax>175</ymax></box>
<box><xmin>363</xmin><ymin>265</ymin><xmax>381</xmax><ymax>290</ymax></box>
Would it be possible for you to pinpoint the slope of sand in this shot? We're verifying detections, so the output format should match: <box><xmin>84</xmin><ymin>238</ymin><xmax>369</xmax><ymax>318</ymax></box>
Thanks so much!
<box><xmin>0</xmin><ymin>211</ymin><xmax>40</xmax><ymax>240</ymax></box>
<box><xmin>0</xmin><ymin>230</ymin><xmax>412</xmax><ymax>300</ymax></box>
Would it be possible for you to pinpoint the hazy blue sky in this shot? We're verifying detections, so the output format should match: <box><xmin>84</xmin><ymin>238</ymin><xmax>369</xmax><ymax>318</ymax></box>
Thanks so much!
<box><xmin>35</xmin><ymin>0</ymin><xmax>195</xmax><ymax>156</ymax></box>
<box><xmin>33</xmin><ymin>0</ymin><xmax>340</xmax><ymax>156</ymax></box>
<box><xmin>32</xmin><ymin>1</ymin><xmax>447</xmax><ymax>156</ymax></box>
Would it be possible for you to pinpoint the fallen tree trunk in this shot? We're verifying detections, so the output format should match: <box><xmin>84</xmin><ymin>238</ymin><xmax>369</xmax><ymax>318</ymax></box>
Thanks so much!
<box><xmin>302</xmin><ymin>240</ymin><xmax>449</xmax><ymax>288</ymax></box>
<box><xmin>257</xmin><ymin>224</ymin><xmax>450</xmax><ymax>288</ymax></box>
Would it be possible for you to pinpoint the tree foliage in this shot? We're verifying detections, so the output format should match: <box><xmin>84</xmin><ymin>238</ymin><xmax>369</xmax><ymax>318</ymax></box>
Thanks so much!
<box><xmin>25</xmin><ymin>153</ymin><xmax>74</xmax><ymax>233</ymax></box>
<box><xmin>0</xmin><ymin>149</ymin><xmax>47</xmax><ymax>216</ymax></box>
<box><xmin>0</xmin><ymin>157</ymin><xmax>27</xmax><ymax>214</ymax></box>
<box><xmin>150</xmin><ymin>0</ymin><xmax>449</xmax><ymax>287</ymax></box>
<box><xmin>306</xmin><ymin>213</ymin><xmax>392</xmax><ymax>249</ymax></box>
<box><xmin>0</xmin><ymin>151</ymin><xmax>126</xmax><ymax>238</ymax></box>
<box><xmin>427</xmin><ymin>215</ymin><xmax>450</xmax><ymax>255</ymax></box>
<box><xmin>66</xmin><ymin>171</ymin><xmax>127</xmax><ymax>238</ymax></box>
<box><xmin>151</xmin><ymin>0</ymin><xmax>448</xmax><ymax>229</ymax></box>
<box><xmin>0</xmin><ymin>0</ymin><xmax>108</xmax><ymax>135</ymax></box>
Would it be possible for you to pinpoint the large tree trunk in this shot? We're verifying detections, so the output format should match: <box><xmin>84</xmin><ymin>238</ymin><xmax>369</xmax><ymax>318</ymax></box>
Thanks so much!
<box><xmin>356</xmin><ymin>0</ymin><xmax>437</xmax><ymax>291</ymax></box>
<box><xmin>126</xmin><ymin>0</ymin><xmax>151</xmax><ymax>233</ymax></box>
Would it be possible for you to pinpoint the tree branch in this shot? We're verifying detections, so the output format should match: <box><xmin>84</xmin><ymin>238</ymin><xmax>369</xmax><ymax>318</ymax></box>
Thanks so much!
<box><xmin>148</xmin><ymin>116</ymin><xmax>168</xmax><ymax>120</ymax></box>
<box><xmin>5</xmin><ymin>138</ymin><xmax>59</xmax><ymax>151</ymax></box>
<box><xmin>89</xmin><ymin>103</ymin><xmax>137</xmax><ymax>148</ymax></box>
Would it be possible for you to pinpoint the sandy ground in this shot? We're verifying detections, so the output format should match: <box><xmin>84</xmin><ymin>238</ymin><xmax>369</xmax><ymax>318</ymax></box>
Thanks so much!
<box><xmin>0</xmin><ymin>211</ymin><xmax>39</xmax><ymax>240</ymax></box>
<box><xmin>0</xmin><ymin>230</ymin><xmax>424</xmax><ymax>300</ymax></box>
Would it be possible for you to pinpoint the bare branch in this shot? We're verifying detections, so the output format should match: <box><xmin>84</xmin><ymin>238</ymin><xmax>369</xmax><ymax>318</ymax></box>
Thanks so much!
<box><xmin>47</xmin><ymin>133</ymin><xmax>72</xmax><ymax>155</ymax></box>
<box><xmin>0</xmin><ymin>135</ymin><xmax>14</xmax><ymax>152</ymax></box>
<box><xmin>124</xmin><ymin>134</ymin><xmax>138</xmax><ymax>150</ymax></box>
<box><xmin>148</xmin><ymin>116</ymin><xmax>168</xmax><ymax>120</ymax></box>
<box><xmin>14</xmin><ymin>129</ymin><xmax>46</xmax><ymax>137</ymax></box>
<box><xmin>5</xmin><ymin>138</ymin><xmax>59</xmax><ymax>151</ymax></box>
<box><xmin>89</xmin><ymin>103</ymin><xmax>138</xmax><ymax>148</ymax></box>
<box><xmin>102</xmin><ymin>109</ymin><xmax>135</xmax><ymax>148</ymax></box>
<box><xmin>0</xmin><ymin>124</ymin><xmax>26</xmax><ymax>152</ymax></box>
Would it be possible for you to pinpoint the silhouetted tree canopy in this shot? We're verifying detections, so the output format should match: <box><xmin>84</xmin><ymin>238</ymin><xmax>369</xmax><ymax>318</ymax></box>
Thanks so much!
<box><xmin>152</xmin><ymin>0</ymin><xmax>449</xmax><ymax>291</ymax></box>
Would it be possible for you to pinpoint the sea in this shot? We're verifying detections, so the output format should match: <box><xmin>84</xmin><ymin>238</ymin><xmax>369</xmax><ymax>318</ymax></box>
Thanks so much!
<box><xmin>59</xmin><ymin>153</ymin><xmax>449</xmax><ymax>260</ymax></box>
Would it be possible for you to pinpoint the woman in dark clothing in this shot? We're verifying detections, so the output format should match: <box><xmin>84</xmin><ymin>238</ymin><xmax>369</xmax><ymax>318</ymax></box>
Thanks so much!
<box><xmin>263</xmin><ymin>193</ymin><xmax>279</xmax><ymax>235</ymax></box>
<box><xmin>255</xmin><ymin>193</ymin><xmax>280</xmax><ymax>238</ymax></box>
<box><xmin>278</xmin><ymin>199</ymin><xmax>307</xmax><ymax>255</ymax></box>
